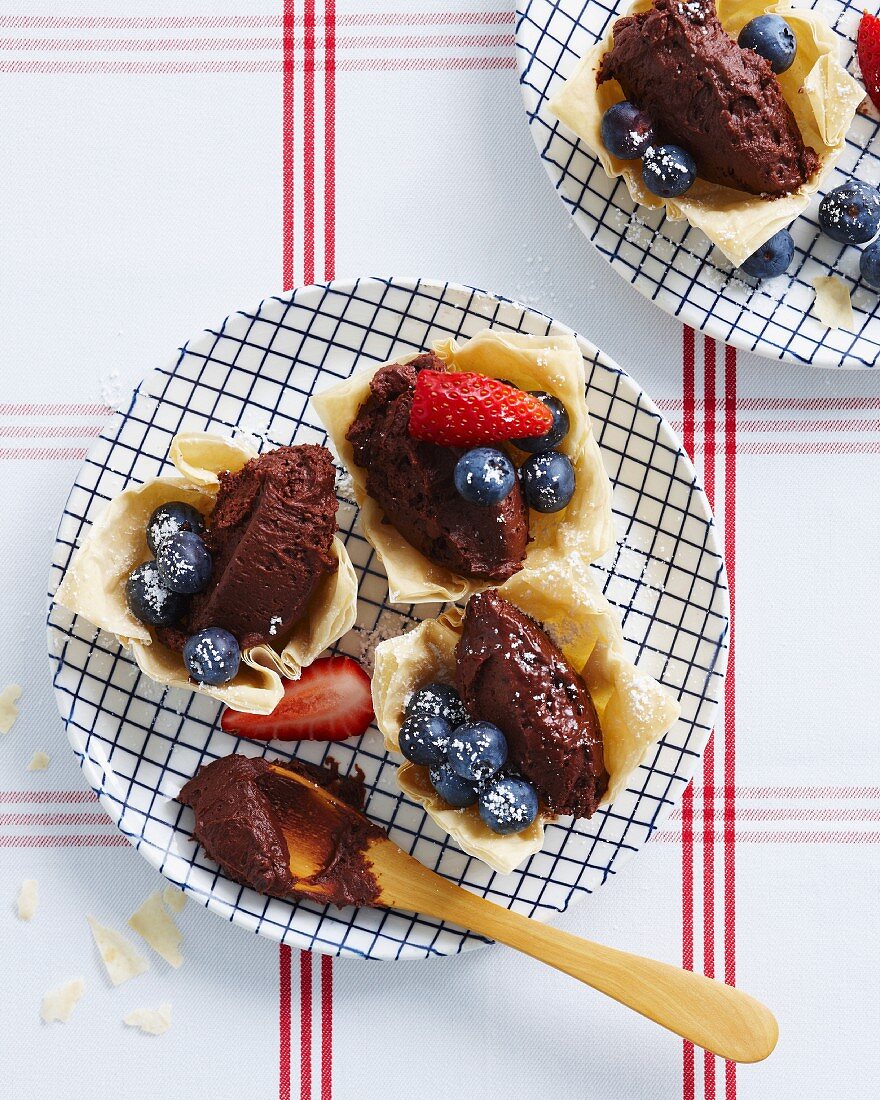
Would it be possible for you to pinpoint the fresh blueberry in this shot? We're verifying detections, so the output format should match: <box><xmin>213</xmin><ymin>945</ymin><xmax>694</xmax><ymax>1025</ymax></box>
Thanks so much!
<box><xmin>428</xmin><ymin>762</ymin><xmax>479</xmax><ymax>808</ymax></box>
<box><xmin>642</xmin><ymin>144</ymin><xmax>697</xmax><ymax>199</ymax></box>
<box><xmin>520</xmin><ymin>451</ymin><xmax>576</xmax><ymax>513</ymax></box>
<box><xmin>398</xmin><ymin>714</ymin><xmax>451</xmax><ymax>767</ymax></box>
<box><xmin>447</xmin><ymin>721</ymin><xmax>508</xmax><ymax>783</ymax></box>
<box><xmin>600</xmin><ymin>101</ymin><xmax>654</xmax><ymax>160</ymax></box>
<box><xmin>478</xmin><ymin>776</ymin><xmax>540</xmax><ymax>835</ymax></box>
<box><xmin>860</xmin><ymin>242</ymin><xmax>880</xmax><ymax>289</ymax></box>
<box><xmin>739</xmin><ymin>229</ymin><xmax>795</xmax><ymax>279</ymax></box>
<box><xmin>405</xmin><ymin>682</ymin><xmax>468</xmax><ymax>728</ymax></box>
<box><xmin>511</xmin><ymin>393</ymin><xmax>570</xmax><ymax>454</ymax></box>
<box><xmin>738</xmin><ymin>15</ymin><xmax>797</xmax><ymax>74</ymax></box>
<box><xmin>454</xmin><ymin>447</ymin><xmax>517</xmax><ymax>507</ymax></box>
<box><xmin>146</xmin><ymin>501</ymin><xmax>205</xmax><ymax>554</ymax></box>
<box><xmin>125</xmin><ymin>560</ymin><xmax>187</xmax><ymax>627</ymax></box>
<box><xmin>183</xmin><ymin>627</ymin><xmax>240</xmax><ymax>685</ymax></box>
<box><xmin>819</xmin><ymin>182</ymin><xmax>880</xmax><ymax>246</ymax></box>
<box><xmin>155</xmin><ymin>530</ymin><xmax>212</xmax><ymax>595</ymax></box>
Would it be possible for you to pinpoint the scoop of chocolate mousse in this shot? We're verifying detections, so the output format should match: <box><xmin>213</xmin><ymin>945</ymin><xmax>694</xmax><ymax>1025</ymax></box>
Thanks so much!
<box><xmin>345</xmin><ymin>353</ymin><xmax>529</xmax><ymax>583</ymax></box>
<box><xmin>597</xmin><ymin>0</ymin><xmax>818</xmax><ymax>197</ymax></box>
<box><xmin>181</xmin><ymin>445</ymin><xmax>338</xmax><ymax>650</ymax></box>
<box><xmin>455</xmin><ymin>590</ymin><xmax>608</xmax><ymax>818</ymax></box>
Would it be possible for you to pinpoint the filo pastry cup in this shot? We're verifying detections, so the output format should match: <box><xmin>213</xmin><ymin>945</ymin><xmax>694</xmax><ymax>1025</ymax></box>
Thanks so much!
<box><xmin>548</xmin><ymin>0</ymin><xmax>864</xmax><ymax>267</ymax></box>
<box><xmin>54</xmin><ymin>432</ymin><xmax>358</xmax><ymax>714</ymax></box>
<box><xmin>312</xmin><ymin>328</ymin><xmax>613</xmax><ymax>606</ymax></box>
<box><xmin>372</xmin><ymin>560</ymin><xmax>681</xmax><ymax>875</ymax></box>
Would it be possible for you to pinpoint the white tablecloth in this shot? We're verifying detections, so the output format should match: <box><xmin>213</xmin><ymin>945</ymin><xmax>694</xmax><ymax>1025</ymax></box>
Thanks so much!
<box><xmin>2</xmin><ymin>3</ymin><xmax>879</xmax><ymax>1097</ymax></box>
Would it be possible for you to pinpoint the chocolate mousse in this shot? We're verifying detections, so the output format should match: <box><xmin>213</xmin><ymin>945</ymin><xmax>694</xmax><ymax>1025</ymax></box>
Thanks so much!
<box><xmin>346</xmin><ymin>354</ymin><xmax>529</xmax><ymax>583</ymax></box>
<box><xmin>179</xmin><ymin>445</ymin><xmax>338</xmax><ymax>650</ymax></box>
<box><xmin>455</xmin><ymin>591</ymin><xmax>608</xmax><ymax>818</ymax></box>
<box><xmin>597</xmin><ymin>0</ymin><xmax>818</xmax><ymax>196</ymax></box>
<box><xmin>178</xmin><ymin>754</ymin><xmax>383</xmax><ymax>907</ymax></box>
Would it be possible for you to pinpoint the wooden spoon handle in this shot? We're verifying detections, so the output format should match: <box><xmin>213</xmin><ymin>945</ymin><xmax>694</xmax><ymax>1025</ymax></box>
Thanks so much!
<box><xmin>423</xmin><ymin>886</ymin><xmax>778</xmax><ymax>1063</ymax></box>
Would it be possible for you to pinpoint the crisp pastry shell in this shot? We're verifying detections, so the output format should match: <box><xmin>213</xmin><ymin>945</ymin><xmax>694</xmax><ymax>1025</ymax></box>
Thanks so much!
<box><xmin>372</xmin><ymin>561</ymin><xmax>681</xmax><ymax>875</ymax></box>
<box><xmin>54</xmin><ymin>432</ymin><xmax>359</xmax><ymax>714</ymax></box>
<box><xmin>548</xmin><ymin>0</ymin><xmax>865</xmax><ymax>268</ymax></box>
<box><xmin>312</xmin><ymin>328</ymin><xmax>613</xmax><ymax>606</ymax></box>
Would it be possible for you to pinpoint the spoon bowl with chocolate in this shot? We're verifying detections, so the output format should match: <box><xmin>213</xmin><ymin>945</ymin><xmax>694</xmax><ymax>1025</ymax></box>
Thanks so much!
<box><xmin>180</xmin><ymin>753</ymin><xmax>777</xmax><ymax>1064</ymax></box>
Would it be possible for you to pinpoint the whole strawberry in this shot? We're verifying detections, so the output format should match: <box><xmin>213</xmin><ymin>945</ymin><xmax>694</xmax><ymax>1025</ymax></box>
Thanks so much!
<box><xmin>858</xmin><ymin>11</ymin><xmax>880</xmax><ymax>113</ymax></box>
<box><xmin>408</xmin><ymin>371</ymin><xmax>553</xmax><ymax>447</ymax></box>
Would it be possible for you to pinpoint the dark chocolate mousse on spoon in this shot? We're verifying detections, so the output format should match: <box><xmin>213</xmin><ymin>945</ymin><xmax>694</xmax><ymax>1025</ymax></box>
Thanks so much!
<box><xmin>178</xmin><ymin>752</ymin><xmax>777</xmax><ymax>1064</ymax></box>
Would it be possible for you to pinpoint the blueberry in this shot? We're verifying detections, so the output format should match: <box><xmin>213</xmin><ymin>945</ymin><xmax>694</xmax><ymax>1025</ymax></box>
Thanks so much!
<box><xmin>511</xmin><ymin>393</ymin><xmax>570</xmax><ymax>454</ymax></box>
<box><xmin>642</xmin><ymin>144</ymin><xmax>697</xmax><ymax>199</ymax></box>
<box><xmin>447</xmin><ymin>721</ymin><xmax>508</xmax><ymax>783</ymax></box>
<box><xmin>125</xmin><ymin>560</ymin><xmax>187</xmax><ymax>627</ymax></box>
<box><xmin>398</xmin><ymin>714</ymin><xmax>451</xmax><ymax>767</ymax></box>
<box><xmin>520</xmin><ymin>451</ymin><xmax>576</xmax><ymax>513</ymax></box>
<box><xmin>600</xmin><ymin>101</ymin><xmax>654</xmax><ymax>160</ymax></box>
<box><xmin>428</xmin><ymin>762</ymin><xmax>479</xmax><ymax>808</ymax></box>
<box><xmin>454</xmin><ymin>447</ymin><xmax>517</xmax><ymax>507</ymax></box>
<box><xmin>146</xmin><ymin>501</ymin><xmax>205</xmax><ymax>554</ymax></box>
<box><xmin>739</xmin><ymin>229</ymin><xmax>795</xmax><ymax>280</ymax></box>
<box><xmin>819</xmin><ymin>182</ymin><xmax>880</xmax><ymax>246</ymax></box>
<box><xmin>478</xmin><ymin>776</ymin><xmax>540</xmax><ymax>835</ymax></box>
<box><xmin>860</xmin><ymin>242</ymin><xmax>880</xmax><ymax>289</ymax></box>
<box><xmin>183</xmin><ymin>627</ymin><xmax>240</xmax><ymax>686</ymax></box>
<box><xmin>738</xmin><ymin>15</ymin><xmax>797</xmax><ymax>75</ymax></box>
<box><xmin>405</xmin><ymin>682</ymin><xmax>468</xmax><ymax>728</ymax></box>
<box><xmin>155</xmin><ymin>530</ymin><xmax>212</xmax><ymax>595</ymax></box>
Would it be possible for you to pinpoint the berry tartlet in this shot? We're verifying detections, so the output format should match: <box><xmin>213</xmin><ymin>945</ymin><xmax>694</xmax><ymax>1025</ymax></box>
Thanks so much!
<box><xmin>312</xmin><ymin>329</ymin><xmax>613</xmax><ymax>605</ymax></box>
<box><xmin>372</xmin><ymin>567</ymin><xmax>680</xmax><ymax>874</ymax></box>
<box><xmin>55</xmin><ymin>432</ymin><xmax>358</xmax><ymax>713</ymax></box>
<box><xmin>549</xmin><ymin>0</ymin><xmax>863</xmax><ymax>268</ymax></box>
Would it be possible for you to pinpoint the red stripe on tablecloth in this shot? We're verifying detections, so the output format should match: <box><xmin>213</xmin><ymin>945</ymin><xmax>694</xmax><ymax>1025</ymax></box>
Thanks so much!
<box><xmin>300</xmin><ymin>949</ymin><xmax>313</xmax><ymax>1100</ymax></box>
<box><xmin>0</xmin><ymin>834</ymin><xmax>127</xmax><ymax>847</ymax></box>
<box><xmin>0</xmin><ymin>425</ymin><xmax>102</xmax><ymax>437</ymax></box>
<box><xmin>282</xmin><ymin>0</ymin><xmax>295</xmax><ymax>293</ymax></box>
<box><xmin>321</xmin><ymin>955</ymin><xmax>333</xmax><ymax>1099</ymax></box>
<box><xmin>340</xmin><ymin>11</ymin><xmax>515</xmax><ymax>26</ymax></box>
<box><xmin>0</xmin><ymin>790</ymin><xmax>98</xmax><ymax>803</ymax></box>
<box><xmin>0</xmin><ymin>447</ymin><xmax>88</xmax><ymax>460</ymax></box>
<box><xmin>659</xmin><ymin>396</ymin><xmax>880</xmax><ymax>412</ymax></box>
<box><xmin>0</xmin><ymin>403</ymin><xmax>109</xmax><ymax>415</ymax></box>
<box><xmin>0</xmin><ymin>32</ymin><xmax>514</xmax><ymax>50</ymax></box>
<box><xmin>280</xmin><ymin>945</ymin><xmax>292</xmax><ymax>1100</ymax></box>
<box><xmin>302</xmin><ymin>0</ymin><xmax>316</xmax><ymax>286</ymax></box>
<box><xmin>0</xmin><ymin>12</ymin><xmax>515</xmax><ymax>30</ymax></box>
<box><xmin>656</xmin><ymin>830</ymin><xmax>880</xmax><ymax>843</ymax></box>
<box><xmin>0</xmin><ymin>812</ymin><xmax>107</xmax><ymax>826</ymax></box>
<box><xmin>324</xmin><ymin>0</ymin><xmax>336</xmax><ymax>281</ymax></box>
<box><xmin>702</xmin><ymin>336</ymin><xmax>717</xmax><ymax>1100</ymax></box>
<box><xmin>680</xmin><ymin>325</ymin><xmax>695</xmax><ymax>1100</ymax></box>
<box><xmin>0</xmin><ymin>57</ymin><xmax>515</xmax><ymax>73</ymax></box>
<box><xmin>724</xmin><ymin>344</ymin><xmax>738</xmax><ymax>1100</ymax></box>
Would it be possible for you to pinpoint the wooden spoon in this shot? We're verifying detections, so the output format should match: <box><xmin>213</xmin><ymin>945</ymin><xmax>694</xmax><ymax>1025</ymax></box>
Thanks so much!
<box><xmin>268</xmin><ymin>763</ymin><xmax>778</xmax><ymax>1063</ymax></box>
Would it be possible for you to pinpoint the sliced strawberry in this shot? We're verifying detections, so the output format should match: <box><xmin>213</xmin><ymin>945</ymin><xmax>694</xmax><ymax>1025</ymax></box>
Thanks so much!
<box><xmin>408</xmin><ymin>371</ymin><xmax>553</xmax><ymax>447</ymax></box>
<box><xmin>221</xmin><ymin>655</ymin><xmax>374</xmax><ymax>742</ymax></box>
<box><xmin>858</xmin><ymin>12</ymin><xmax>880</xmax><ymax>112</ymax></box>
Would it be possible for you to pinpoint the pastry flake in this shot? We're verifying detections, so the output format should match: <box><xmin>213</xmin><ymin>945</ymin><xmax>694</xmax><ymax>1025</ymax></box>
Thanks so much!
<box><xmin>549</xmin><ymin>0</ymin><xmax>864</xmax><ymax>267</ymax></box>
<box><xmin>373</xmin><ymin>564</ymin><xmax>680</xmax><ymax>874</ymax></box>
<box><xmin>54</xmin><ymin>432</ymin><xmax>359</xmax><ymax>715</ymax></box>
<box><xmin>312</xmin><ymin>329</ymin><xmax>613</xmax><ymax>606</ymax></box>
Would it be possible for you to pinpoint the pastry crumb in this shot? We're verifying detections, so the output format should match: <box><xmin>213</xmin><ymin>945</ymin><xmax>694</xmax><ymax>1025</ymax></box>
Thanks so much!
<box><xmin>88</xmin><ymin>917</ymin><xmax>149</xmax><ymax>986</ymax></box>
<box><xmin>17</xmin><ymin>879</ymin><xmax>38</xmax><ymax>921</ymax></box>
<box><xmin>123</xmin><ymin>1003</ymin><xmax>172</xmax><ymax>1036</ymax></box>
<box><xmin>40</xmin><ymin>978</ymin><xmax>85</xmax><ymax>1023</ymax></box>
<box><xmin>161</xmin><ymin>885</ymin><xmax>186</xmax><ymax>914</ymax></box>
<box><xmin>27</xmin><ymin>751</ymin><xmax>50</xmax><ymax>772</ymax></box>
<box><xmin>0</xmin><ymin>684</ymin><xmax>22</xmax><ymax>733</ymax></box>
<box><xmin>812</xmin><ymin>275</ymin><xmax>854</xmax><ymax>329</ymax></box>
<box><xmin>128</xmin><ymin>893</ymin><xmax>183</xmax><ymax>968</ymax></box>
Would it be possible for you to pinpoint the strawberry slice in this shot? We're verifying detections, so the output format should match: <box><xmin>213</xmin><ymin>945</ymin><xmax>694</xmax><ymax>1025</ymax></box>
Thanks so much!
<box><xmin>221</xmin><ymin>656</ymin><xmax>374</xmax><ymax>742</ymax></box>
<box><xmin>858</xmin><ymin>12</ymin><xmax>880</xmax><ymax>112</ymax></box>
<box><xmin>408</xmin><ymin>371</ymin><xmax>553</xmax><ymax>447</ymax></box>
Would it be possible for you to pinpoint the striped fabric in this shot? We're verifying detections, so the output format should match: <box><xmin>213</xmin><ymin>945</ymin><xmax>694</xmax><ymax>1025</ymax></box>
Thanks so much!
<box><xmin>3</xmin><ymin>3</ymin><xmax>880</xmax><ymax>1098</ymax></box>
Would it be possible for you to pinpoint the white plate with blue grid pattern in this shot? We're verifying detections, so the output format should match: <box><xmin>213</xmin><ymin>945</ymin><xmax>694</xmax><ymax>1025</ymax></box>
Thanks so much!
<box><xmin>517</xmin><ymin>0</ymin><xmax>880</xmax><ymax>368</ymax></box>
<box><xmin>47</xmin><ymin>277</ymin><xmax>729</xmax><ymax>960</ymax></box>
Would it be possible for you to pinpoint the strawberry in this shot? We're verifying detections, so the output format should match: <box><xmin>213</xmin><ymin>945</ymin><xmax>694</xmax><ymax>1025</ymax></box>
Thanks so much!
<box><xmin>408</xmin><ymin>371</ymin><xmax>553</xmax><ymax>447</ymax></box>
<box><xmin>858</xmin><ymin>11</ymin><xmax>880</xmax><ymax>112</ymax></box>
<box><xmin>220</xmin><ymin>655</ymin><xmax>374</xmax><ymax>742</ymax></box>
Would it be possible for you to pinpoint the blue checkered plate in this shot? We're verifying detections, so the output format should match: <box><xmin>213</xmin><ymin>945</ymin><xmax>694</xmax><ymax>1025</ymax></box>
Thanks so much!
<box><xmin>518</xmin><ymin>0</ymin><xmax>880</xmax><ymax>368</ymax></box>
<box><xmin>46</xmin><ymin>277</ymin><xmax>728</xmax><ymax>960</ymax></box>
